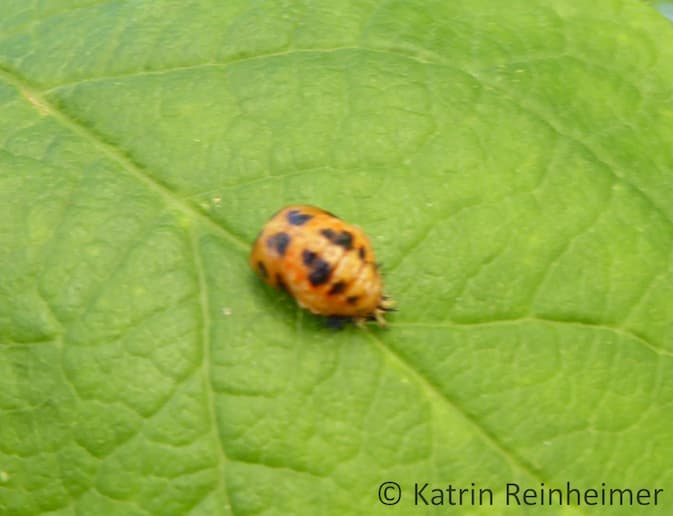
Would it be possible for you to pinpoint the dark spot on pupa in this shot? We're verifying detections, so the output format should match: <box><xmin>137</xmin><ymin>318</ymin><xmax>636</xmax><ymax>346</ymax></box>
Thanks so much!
<box><xmin>320</xmin><ymin>228</ymin><xmax>353</xmax><ymax>250</ymax></box>
<box><xmin>302</xmin><ymin>249</ymin><xmax>317</xmax><ymax>266</ymax></box>
<box><xmin>328</xmin><ymin>281</ymin><xmax>347</xmax><ymax>295</ymax></box>
<box><xmin>337</xmin><ymin>231</ymin><xmax>353</xmax><ymax>250</ymax></box>
<box><xmin>346</xmin><ymin>295</ymin><xmax>360</xmax><ymax>305</ymax></box>
<box><xmin>266</xmin><ymin>232</ymin><xmax>290</xmax><ymax>256</ymax></box>
<box><xmin>308</xmin><ymin>258</ymin><xmax>332</xmax><ymax>286</ymax></box>
<box><xmin>275</xmin><ymin>274</ymin><xmax>288</xmax><ymax>293</ymax></box>
<box><xmin>321</xmin><ymin>228</ymin><xmax>336</xmax><ymax>241</ymax></box>
<box><xmin>358</xmin><ymin>246</ymin><xmax>366</xmax><ymax>260</ymax></box>
<box><xmin>287</xmin><ymin>210</ymin><xmax>313</xmax><ymax>226</ymax></box>
<box><xmin>257</xmin><ymin>261</ymin><xmax>268</xmax><ymax>278</ymax></box>
<box><xmin>325</xmin><ymin>315</ymin><xmax>351</xmax><ymax>329</ymax></box>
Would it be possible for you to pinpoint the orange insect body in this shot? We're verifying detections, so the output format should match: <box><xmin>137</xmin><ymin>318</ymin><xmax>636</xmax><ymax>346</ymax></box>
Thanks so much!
<box><xmin>250</xmin><ymin>205</ymin><xmax>394</xmax><ymax>325</ymax></box>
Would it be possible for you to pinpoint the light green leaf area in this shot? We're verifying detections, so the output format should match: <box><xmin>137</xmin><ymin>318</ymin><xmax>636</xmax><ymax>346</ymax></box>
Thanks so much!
<box><xmin>1</xmin><ymin>1</ymin><xmax>673</xmax><ymax>515</ymax></box>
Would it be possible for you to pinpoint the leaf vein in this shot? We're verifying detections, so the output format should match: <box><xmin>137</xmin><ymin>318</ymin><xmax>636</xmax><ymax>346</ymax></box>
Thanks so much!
<box><xmin>189</xmin><ymin>228</ymin><xmax>234</xmax><ymax>516</ymax></box>
<box><xmin>364</xmin><ymin>330</ymin><xmax>546</xmax><ymax>482</ymax></box>
<box><xmin>0</xmin><ymin>65</ymin><xmax>249</xmax><ymax>252</ymax></box>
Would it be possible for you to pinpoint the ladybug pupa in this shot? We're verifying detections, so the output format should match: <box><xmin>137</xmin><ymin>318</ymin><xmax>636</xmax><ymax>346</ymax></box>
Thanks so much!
<box><xmin>250</xmin><ymin>205</ymin><xmax>394</xmax><ymax>326</ymax></box>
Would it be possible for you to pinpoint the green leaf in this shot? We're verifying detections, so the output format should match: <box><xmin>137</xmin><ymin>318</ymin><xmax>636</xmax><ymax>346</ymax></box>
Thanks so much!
<box><xmin>2</xmin><ymin>1</ymin><xmax>673</xmax><ymax>514</ymax></box>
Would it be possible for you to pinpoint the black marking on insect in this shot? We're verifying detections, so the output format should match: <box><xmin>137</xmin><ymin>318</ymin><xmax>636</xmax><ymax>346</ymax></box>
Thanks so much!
<box><xmin>308</xmin><ymin>258</ymin><xmax>332</xmax><ymax>286</ymax></box>
<box><xmin>258</xmin><ymin>261</ymin><xmax>268</xmax><ymax>278</ymax></box>
<box><xmin>358</xmin><ymin>246</ymin><xmax>366</xmax><ymax>260</ymax></box>
<box><xmin>302</xmin><ymin>249</ymin><xmax>318</xmax><ymax>267</ymax></box>
<box><xmin>327</xmin><ymin>281</ymin><xmax>347</xmax><ymax>295</ymax></box>
<box><xmin>276</xmin><ymin>274</ymin><xmax>288</xmax><ymax>293</ymax></box>
<box><xmin>346</xmin><ymin>295</ymin><xmax>360</xmax><ymax>305</ymax></box>
<box><xmin>267</xmin><ymin>232</ymin><xmax>291</xmax><ymax>256</ymax></box>
<box><xmin>320</xmin><ymin>228</ymin><xmax>353</xmax><ymax>250</ymax></box>
<box><xmin>325</xmin><ymin>315</ymin><xmax>352</xmax><ymax>329</ymax></box>
<box><xmin>287</xmin><ymin>210</ymin><xmax>313</xmax><ymax>226</ymax></box>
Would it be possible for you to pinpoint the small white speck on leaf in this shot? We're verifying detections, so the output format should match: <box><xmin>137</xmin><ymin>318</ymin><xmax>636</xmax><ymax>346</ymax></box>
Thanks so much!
<box><xmin>0</xmin><ymin>471</ymin><xmax>9</xmax><ymax>482</ymax></box>
<box><xmin>23</xmin><ymin>91</ymin><xmax>49</xmax><ymax>116</ymax></box>
<box><xmin>222</xmin><ymin>307</ymin><xmax>232</xmax><ymax>316</ymax></box>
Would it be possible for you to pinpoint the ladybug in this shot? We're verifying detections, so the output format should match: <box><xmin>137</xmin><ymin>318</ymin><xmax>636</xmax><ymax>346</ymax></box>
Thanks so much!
<box><xmin>250</xmin><ymin>205</ymin><xmax>394</xmax><ymax>326</ymax></box>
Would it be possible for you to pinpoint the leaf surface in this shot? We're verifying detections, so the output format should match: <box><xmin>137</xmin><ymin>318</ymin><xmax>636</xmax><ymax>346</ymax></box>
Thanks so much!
<box><xmin>1</xmin><ymin>1</ymin><xmax>673</xmax><ymax>514</ymax></box>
